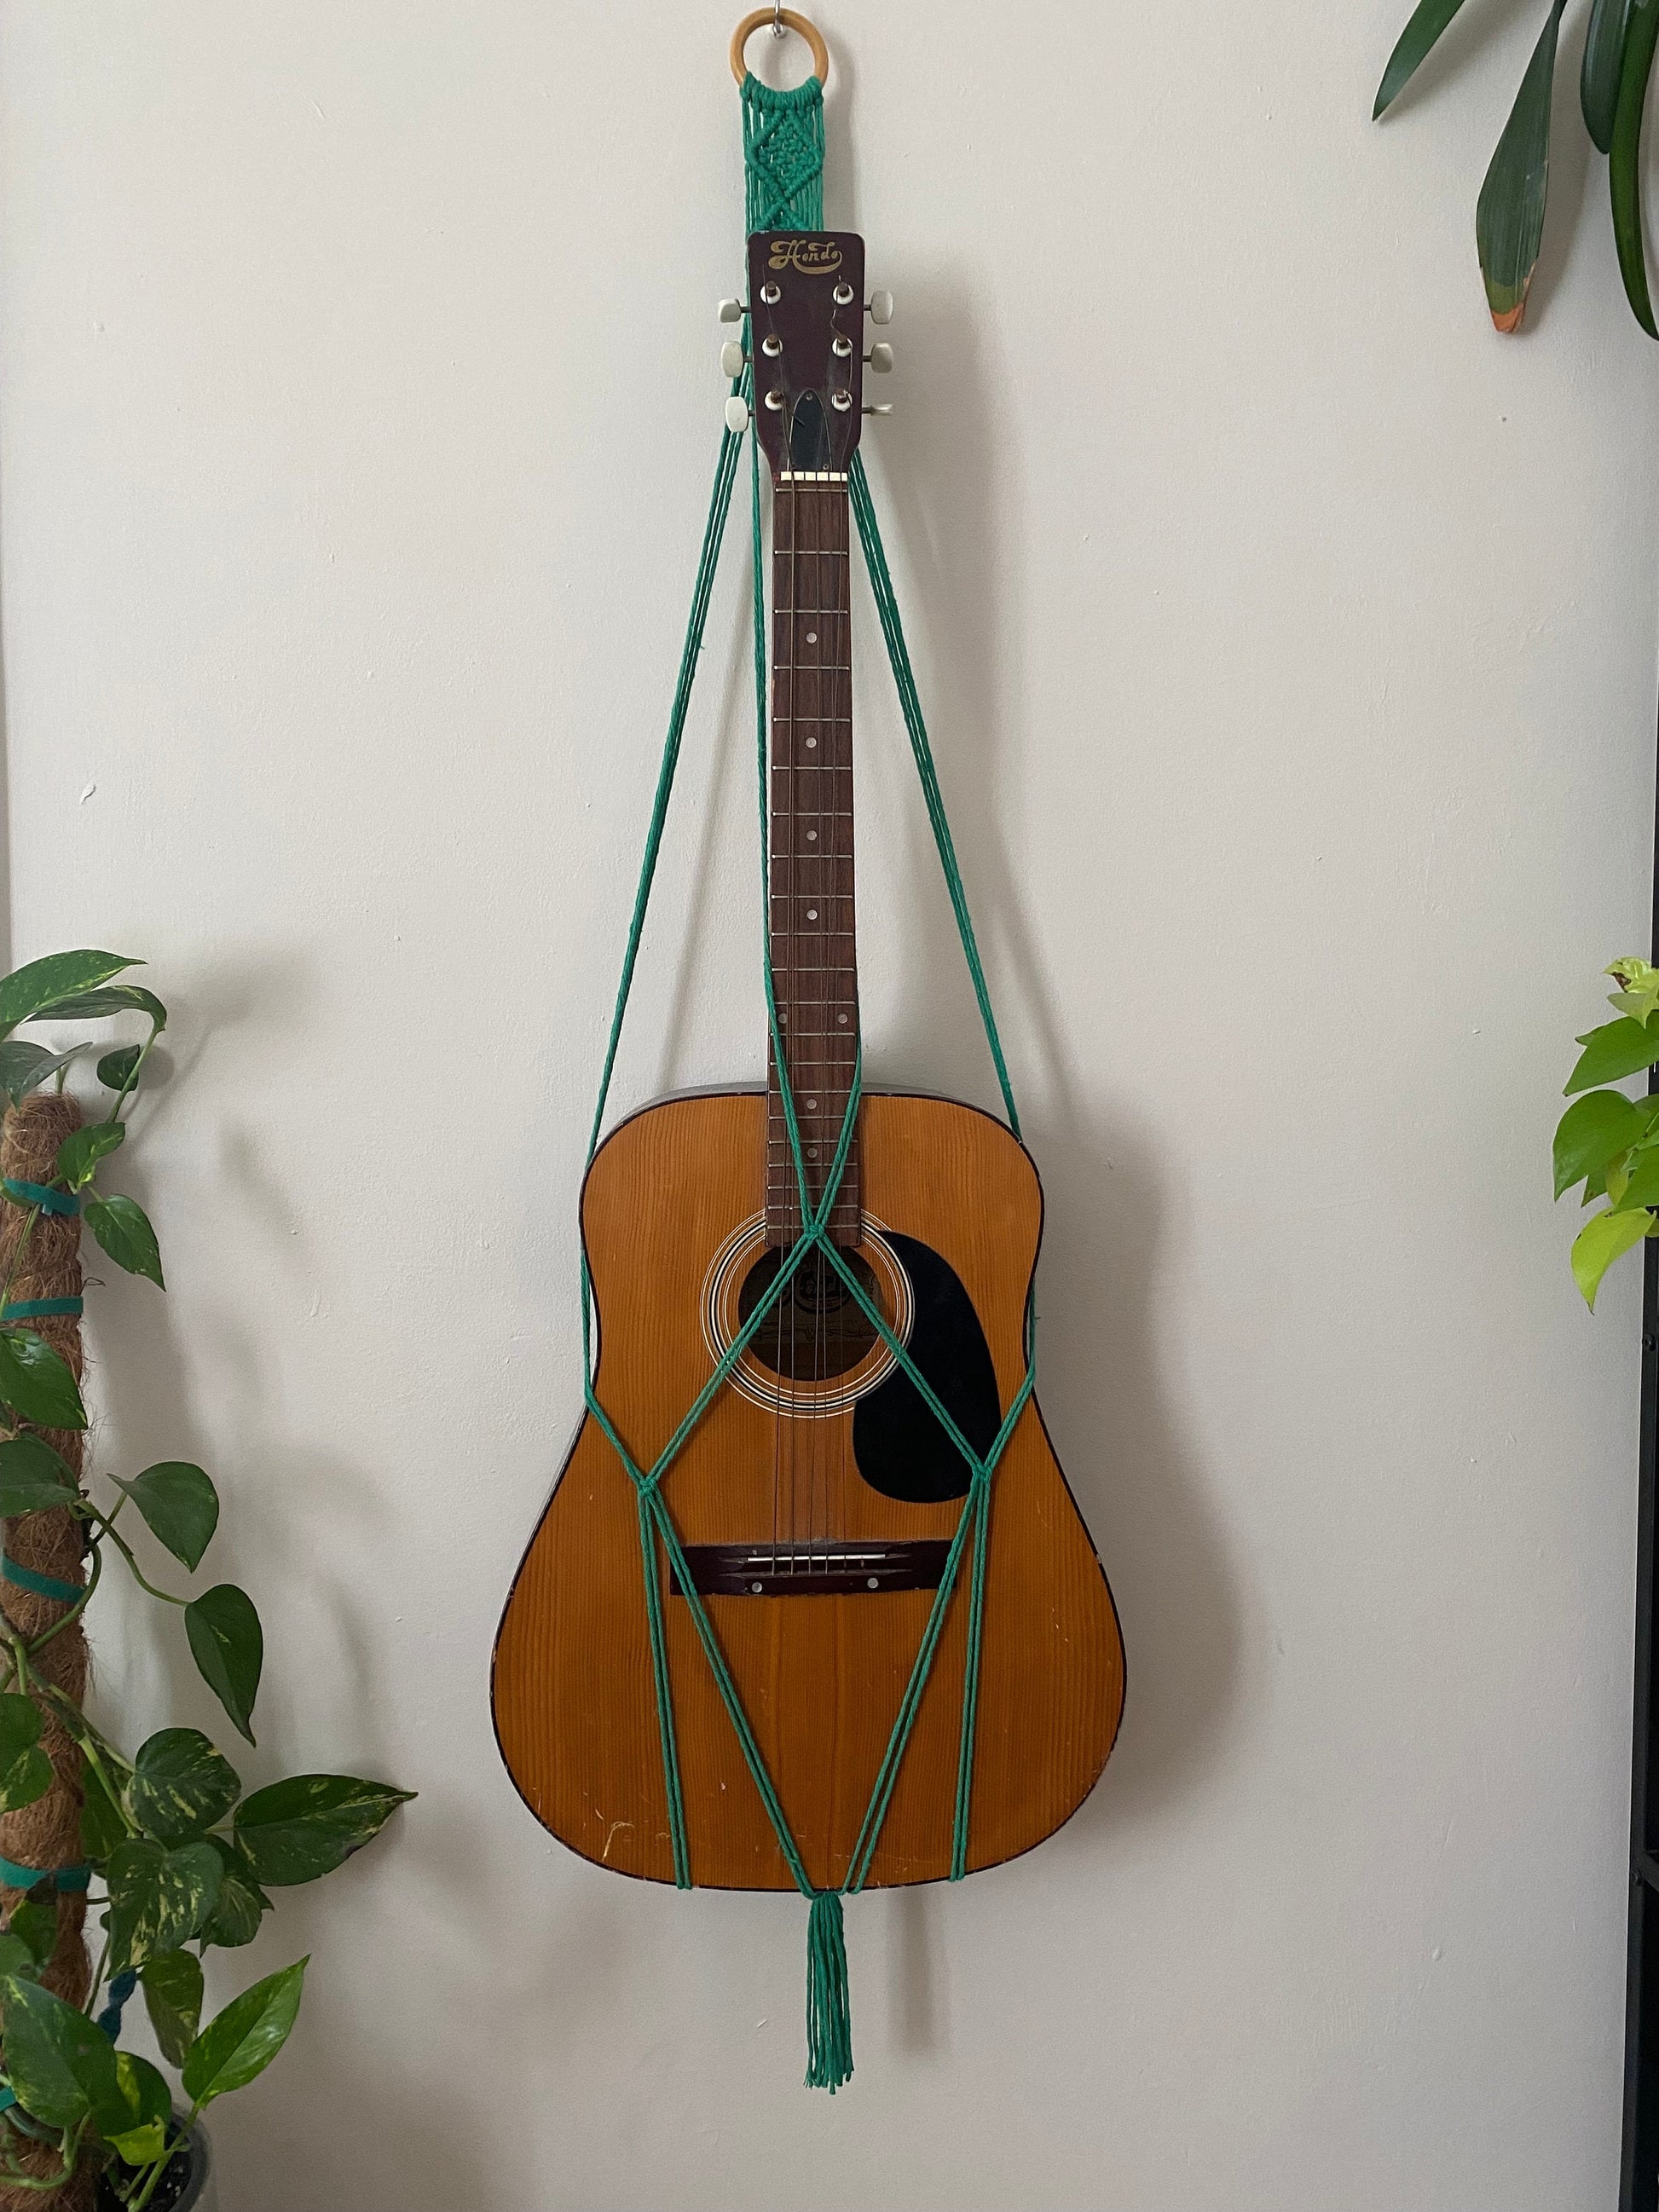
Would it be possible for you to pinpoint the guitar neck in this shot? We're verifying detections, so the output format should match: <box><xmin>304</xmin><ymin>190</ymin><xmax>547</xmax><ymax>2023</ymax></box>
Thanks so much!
<box><xmin>767</xmin><ymin>477</ymin><xmax>860</xmax><ymax>1249</ymax></box>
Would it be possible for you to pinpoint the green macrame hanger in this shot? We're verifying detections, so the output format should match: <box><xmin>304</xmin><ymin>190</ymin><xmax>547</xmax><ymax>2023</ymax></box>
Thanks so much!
<box><xmin>577</xmin><ymin>19</ymin><xmax>1032</xmax><ymax>2093</ymax></box>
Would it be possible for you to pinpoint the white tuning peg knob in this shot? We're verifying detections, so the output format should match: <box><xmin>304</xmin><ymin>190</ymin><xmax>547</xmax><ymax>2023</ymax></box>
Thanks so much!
<box><xmin>868</xmin><ymin>290</ymin><xmax>893</xmax><ymax>325</ymax></box>
<box><xmin>718</xmin><ymin>298</ymin><xmax>745</xmax><ymax>324</ymax></box>
<box><xmin>720</xmin><ymin>341</ymin><xmax>746</xmax><ymax>378</ymax></box>
<box><xmin>725</xmin><ymin>395</ymin><xmax>750</xmax><ymax>435</ymax></box>
<box><xmin>865</xmin><ymin>343</ymin><xmax>893</xmax><ymax>373</ymax></box>
<box><xmin>863</xmin><ymin>402</ymin><xmax>893</xmax><ymax>418</ymax></box>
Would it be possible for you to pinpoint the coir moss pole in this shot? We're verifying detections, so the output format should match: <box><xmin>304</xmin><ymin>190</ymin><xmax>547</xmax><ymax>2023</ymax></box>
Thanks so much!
<box><xmin>0</xmin><ymin>1097</ymin><xmax>92</xmax><ymax>2212</ymax></box>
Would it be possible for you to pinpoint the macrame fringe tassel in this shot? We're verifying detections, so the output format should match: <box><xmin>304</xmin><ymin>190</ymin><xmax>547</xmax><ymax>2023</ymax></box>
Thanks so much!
<box><xmin>805</xmin><ymin>1890</ymin><xmax>853</xmax><ymax>2093</ymax></box>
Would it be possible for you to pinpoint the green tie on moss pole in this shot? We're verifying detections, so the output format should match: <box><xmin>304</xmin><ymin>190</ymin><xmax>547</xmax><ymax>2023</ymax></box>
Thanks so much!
<box><xmin>1373</xmin><ymin>0</ymin><xmax>1659</xmax><ymax>335</ymax></box>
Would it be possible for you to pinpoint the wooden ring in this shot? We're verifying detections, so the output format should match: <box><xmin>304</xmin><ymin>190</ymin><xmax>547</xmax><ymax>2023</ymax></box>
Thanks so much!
<box><xmin>730</xmin><ymin>9</ymin><xmax>830</xmax><ymax>89</ymax></box>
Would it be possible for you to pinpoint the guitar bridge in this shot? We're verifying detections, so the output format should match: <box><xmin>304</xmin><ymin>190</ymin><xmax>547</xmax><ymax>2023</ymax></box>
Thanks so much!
<box><xmin>669</xmin><ymin>1540</ymin><xmax>950</xmax><ymax>1598</ymax></box>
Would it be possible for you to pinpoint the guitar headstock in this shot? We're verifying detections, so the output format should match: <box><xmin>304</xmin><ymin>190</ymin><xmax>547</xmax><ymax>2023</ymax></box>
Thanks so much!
<box><xmin>745</xmin><ymin>231</ymin><xmax>868</xmax><ymax>481</ymax></box>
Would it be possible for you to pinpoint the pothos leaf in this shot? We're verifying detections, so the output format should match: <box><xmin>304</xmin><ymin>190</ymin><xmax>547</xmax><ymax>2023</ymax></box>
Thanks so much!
<box><xmin>140</xmin><ymin>1950</ymin><xmax>205</xmax><ymax>2069</ymax></box>
<box><xmin>181</xmin><ymin>1960</ymin><xmax>307</xmax><ymax>2108</ymax></box>
<box><xmin>105</xmin><ymin>1839</ymin><xmax>223</xmax><ymax>1975</ymax></box>
<box><xmin>55</xmin><ymin>1119</ymin><xmax>124</xmax><ymax>1193</ymax></box>
<box><xmin>84</xmin><ymin>1194</ymin><xmax>165</xmax><ymax>1289</ymax></box>
<box><xmin>0</xmin><ymin>1329</ymin><xmax>86</xmax><ymax>1430</ymax></box>
<box><xmin>0</xmin><ymin>953</ymin><xmax>138</xmax><ymax>1039</ymax></box>
<box><xmin>113</xmin><ymin>1461</ymin><xmax>218</xmax><ymax>1573</ymax></box>
<box><xmin>127</xmin><ymin>1729</ymin><xmax>240</xmax><ymax>1845</ymax></box>
<box><xmin>1571</xmin><ymin>1204</ymin><xmax>1655</xmax><ymax>1308</ymax></box>
<box><xmin>1553</xmin><ymin>1089</ymin><xmax>1645</xmax><ymax>1198</ymax></box>
<box><xmin>0</xmin><ymin>1972</ymin><xmax>118</xmax><ymax>2130</ymax></box>
<box><xmin>184</xmin><ymin>1585</ymin><xmax>263</xmax><ymax>1745</ymax></box>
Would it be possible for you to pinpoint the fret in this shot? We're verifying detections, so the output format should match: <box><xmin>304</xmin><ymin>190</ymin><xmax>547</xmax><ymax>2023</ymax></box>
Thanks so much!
<box><xmin>767</xmin><ymin>479</ymin><xmax>858</xmax><ymax>1248</ymax></box>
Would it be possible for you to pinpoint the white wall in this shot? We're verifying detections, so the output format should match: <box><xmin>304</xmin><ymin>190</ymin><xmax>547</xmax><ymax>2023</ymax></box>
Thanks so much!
<box><xmin>0</xmin><ymin>2</ymin><xmax>1650</xmax><ymax>2206</ymax></box>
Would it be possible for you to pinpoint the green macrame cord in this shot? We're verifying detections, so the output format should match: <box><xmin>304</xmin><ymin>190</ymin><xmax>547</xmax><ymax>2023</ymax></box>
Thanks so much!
<box><xmin>575</xmin><ymin>70</ymin><xmax>1034</xmax><ymax>2094</ymax></box>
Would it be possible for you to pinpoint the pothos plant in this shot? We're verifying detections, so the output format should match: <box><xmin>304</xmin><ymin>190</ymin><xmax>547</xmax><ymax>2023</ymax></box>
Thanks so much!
<box><xmin>1553</xmin><ymin>957</ymin><xmax>1659</xmax><ymax>1304</ymax></box>
<box><xmin>0</xmin><ymin>950</ymin><xmax>411</xmax><ymax>2207</ymax></box>
<box><xmin>1374</xmin><ymin>0</ymin><xmax>1659</xmax><ymax>335</ymax></box>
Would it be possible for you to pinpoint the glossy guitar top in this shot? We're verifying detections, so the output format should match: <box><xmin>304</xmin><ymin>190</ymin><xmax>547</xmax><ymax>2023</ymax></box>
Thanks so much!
<box><xmin>492</xmin><ymin>1088</ymin><xmax>1124</xmax><ymax>1891</ymax></box>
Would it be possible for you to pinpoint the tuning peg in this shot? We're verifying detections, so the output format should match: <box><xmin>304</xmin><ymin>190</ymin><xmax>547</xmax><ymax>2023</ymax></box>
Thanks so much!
<box><xmin>725</xmin><ymin>395</ymin><xmax>750</xmax><ymax>435</ymax></box>
<box><xmin>868</xmin><ymin>290</ymin><xmax>893</xmax><ymax>325</ymax></box>
<box><xmin>720</xmin><ymin>340</ymin><xmax>746</xmax><ymax>378</ymax></box>
<box><xmin>718</xmin><ymin>298</ymin><xmax>745</xmax><ymax>323</ymax></box>
<box><xmin>865</xmin><ymin>344</ymin><xmax>893</xmax><ymax>373</ymax></box>
<box><xmin>863</xmin><ymin>402</ymin><xmax>893</xmax><ymax>418</ymax></box>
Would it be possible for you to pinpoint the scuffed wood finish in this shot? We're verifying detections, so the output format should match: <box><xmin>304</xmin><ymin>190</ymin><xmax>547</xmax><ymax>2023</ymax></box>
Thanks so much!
<box><xmin>493</xmin><ymin>1090</ymin><xmax>1124</xmax><ymax>1892</ymax></box>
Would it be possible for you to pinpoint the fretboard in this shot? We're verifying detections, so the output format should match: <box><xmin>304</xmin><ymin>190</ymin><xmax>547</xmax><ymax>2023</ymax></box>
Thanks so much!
<box><xmin>767</xmin><ymin>479</ymin><xmax>859</xmax><ymax>1249</ymax></box>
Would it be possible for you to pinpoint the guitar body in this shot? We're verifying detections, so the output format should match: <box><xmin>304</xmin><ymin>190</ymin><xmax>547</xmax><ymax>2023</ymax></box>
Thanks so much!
<box><xmin>492</xmin><ymin>1088</ymin><xmax>1124</xmax><ymax>1891</ymax></box>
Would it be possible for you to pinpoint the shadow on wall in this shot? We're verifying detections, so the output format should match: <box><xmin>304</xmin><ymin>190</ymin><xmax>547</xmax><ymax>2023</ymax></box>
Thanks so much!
<box><xmin>859</xmin><ymin>266</ymin><xmax>1244</xmax><ymax>1862</ymax></box>
<box><xmin>76</xmin><ymin>956</ymin><xmax>496</xmax><ymax>2207</ymax></box>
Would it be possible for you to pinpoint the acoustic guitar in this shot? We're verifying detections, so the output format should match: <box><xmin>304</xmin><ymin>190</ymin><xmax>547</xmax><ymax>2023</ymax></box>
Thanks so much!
<box><xmin>494</xmin><ymin>228</ymin><xmax>1124</xmax><ymax>1894</ymax></box>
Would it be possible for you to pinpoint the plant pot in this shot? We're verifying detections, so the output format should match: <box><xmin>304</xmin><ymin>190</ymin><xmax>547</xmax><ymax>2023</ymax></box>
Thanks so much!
<box><xmin>94</xmin><ymin>2123</ymin><xmax>214</xmax><ymax>2212</ymax></box>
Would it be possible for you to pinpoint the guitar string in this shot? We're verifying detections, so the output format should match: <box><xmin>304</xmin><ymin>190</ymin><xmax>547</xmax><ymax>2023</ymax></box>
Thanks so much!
<box><xmin>818</xmin><ymin>505</ymin><xmax>834</xmax><ymax>1575</ymax></box>
<box><xmin>768</xmin><ymin>464</ymin><xmax>784</xmax><ymax>1579</ymax></box>
<box><xmin>787</xmin><ymin>476</ymin><xmax>803</xmax><ymax>1570</ymax></box>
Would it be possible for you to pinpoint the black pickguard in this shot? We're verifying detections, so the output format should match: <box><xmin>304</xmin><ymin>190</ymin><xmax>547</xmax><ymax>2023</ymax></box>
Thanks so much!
<box><xmin>853</xmin><ymin>1233</ymin><xmax>1000</xmax><ymax>1504</ymax></box>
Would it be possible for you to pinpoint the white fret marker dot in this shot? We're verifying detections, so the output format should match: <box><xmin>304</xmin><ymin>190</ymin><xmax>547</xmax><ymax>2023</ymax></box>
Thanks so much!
<box><xmin>806</xmin><ymin>632</ymin><xmax>818</xmax><ymax>644</ymax></box>
<box><xmin>806</xmin><ymin>737</ymin><xmax>818</xmax><ymax>748</ymax></box>
<box><xmin>806</xmin><ymin>1100</ymin><xmax>818</xmax><ymax>1111</ymax></box>
<box><xmin>806</xmin><ymin>908</ymin><xmax>818</xmax><ymax>921</ymax></box>
<box><xmin>807</xmin><ymin>1146</ymin><xmax>818</xmax><ymax>1159</ymax></box>
<box><xmin>838</xmin><ymin>1014</ymin><xmax>848</xmax><ymax>1025</ymax></box>
<box><xmin>807</xmin><ymin>829</ymin><xmax>817</xmax><ymax>840</ymax></box>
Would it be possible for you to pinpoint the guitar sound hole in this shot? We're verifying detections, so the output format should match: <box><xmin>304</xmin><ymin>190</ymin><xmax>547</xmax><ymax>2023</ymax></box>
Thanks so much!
<box><xmin>737</xmin><ymin>1246</ymin><xmax>884</xmax><ymax>1381</ymax></box>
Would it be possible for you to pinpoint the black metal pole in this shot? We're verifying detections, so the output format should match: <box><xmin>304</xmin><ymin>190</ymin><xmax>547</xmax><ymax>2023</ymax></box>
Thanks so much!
<box><xmin>1618</xmin><ymin>705</ymin><xmax>1659</xmax><ymax>2212</ymax></box>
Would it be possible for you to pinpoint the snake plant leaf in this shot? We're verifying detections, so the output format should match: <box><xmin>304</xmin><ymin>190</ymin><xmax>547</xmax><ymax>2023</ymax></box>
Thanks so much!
<box><xmin>1571</xmin><ymin>1204</ymin><xmax>1655</xmax><ymax>1306</ymax></box>
<box><xmin>181</xmin><ymin>1959</ymin><xmax>308</xmax><ymax>2109</ymax></box>
<box><xmin>1564</xmin><ymin>1015</ymin><xmax>1659</xmax><ymax>1093</ymax></box>
<box><xmin>0</xmin><ymin>953</ymin><xmax>138</xmax><ymax>1041</ymax></box>
<box><xmin>1553</xmin><ymin>1089</ymin><xmax>1646</xmax><ymax>1196</ymax></box>
<box><xmin>1586</xmin><ymin>0</ymin><xmax>1636</xmax><ymax>147</ymax></box>
<box><xmin>1375</xmin><ymin>0</ymin><xmax>1479</xmax><ymax>118</ymax></box>
<box><xmin>1477</xmin><ymin>0</ymin><xmax>1568</xmax><ymax>332</ymax></box>
<box><xmin>1612</xmin><ymin>0</ymin><xmax>1659</xmax><ymax>334</ymax></box>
